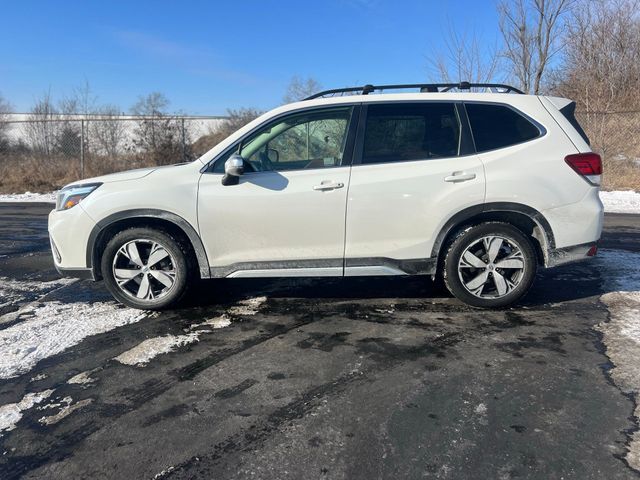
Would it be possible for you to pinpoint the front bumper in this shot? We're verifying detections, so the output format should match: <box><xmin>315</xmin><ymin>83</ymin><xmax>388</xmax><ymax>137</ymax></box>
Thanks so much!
<box><xmin>48</xmin><ymin>205</ymin><xmax>97</xmax><ymax>275</ymax></box>
<box><xmin>54</xmin><ymin>266</ymin><xmax>96</xmax><ymax>280</ymax></box>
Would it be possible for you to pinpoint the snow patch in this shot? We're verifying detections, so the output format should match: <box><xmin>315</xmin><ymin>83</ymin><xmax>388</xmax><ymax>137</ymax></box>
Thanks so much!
<box><xmin>67</xmin><ymin>369</ymin><xmax>99</xmax><ymax>385</ymax></box>
<box><xmin>595</xmin><ymin>249</ymin><xmax>640</xmax><ymax>470</ymax></box>
<box><xmin>0</xmin><ymin>192</ymin><xmax>56</xmax><ymax>203</ymax></box>
<box><xmin>0</xmin><ymin>301</ymin><xmax>147</xmax><ymax>379</ymax></box>
<box><xmin>192</xmin><ymin>314</ymin><xmax>232</xmax><ymax>330</ymax></box>
<box><xmin>114</xmin><ymin>333</ymin><xmax>199</xmax><ymax>366</ymax></box>
<box><xmin>229</xmin><ymin>296</ymin><xmax>267</xmax><ymax>316</ymax></box>
<box><xmin>600</xmin><ymin>190</ymin><xmax>640</xmax><ymax>214</ymax></box>
<box><xmin>474</xmin><ymin>403</ymin><xmax>487</xmax><ymax>415</ymax></box>
<box><xmin>153</xmin><ymin>466</ymin><xmax>176</xmax><ymax>479</ymax></box>
<box><xmin>0</xmin><ymin>389</ymin><xmax>54</xmax><ymax>434</ymax></box>
<box><xmin>0</xmin><ymin>277</ymin><xmax>76</xmax><ymax>313</ymax></box>
<box><xmin>112</xmin><ymin>296</ymin><xmax>265</xmax><ymax>368</ymax></box>
<box><xmin>39</xmin><ymin>398</ymin><xmax>93</xmax><ymax>425</ymax></box>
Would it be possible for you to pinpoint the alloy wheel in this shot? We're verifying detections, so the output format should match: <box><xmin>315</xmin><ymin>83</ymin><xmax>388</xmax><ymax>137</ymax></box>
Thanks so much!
<box><xmin>112</xmin><ymin>239</ymin><xmax>177</xmax><ymax>301</ymax></box>
<box><xmin>457</xmin><ymin>235</ymin><xmax>526</xmax><ymax>299</ymax></box>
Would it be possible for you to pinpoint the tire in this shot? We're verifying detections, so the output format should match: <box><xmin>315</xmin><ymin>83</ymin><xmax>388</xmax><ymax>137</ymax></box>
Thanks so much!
<box><xmin>443</xmin><ymin>222</ymin><xmax>537</xmax><ymax>308</ymax></box>
<box><xmin>101</xmin><ymin>227</ymin><xmax>193</xmax><ymax>310</ymax></box>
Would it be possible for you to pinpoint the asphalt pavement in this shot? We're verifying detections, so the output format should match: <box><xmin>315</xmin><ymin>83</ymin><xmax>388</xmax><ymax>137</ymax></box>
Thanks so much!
<box><xmin>0</xmin><ymin>202</ymin><xmax>639</xmax><ymax>479</ymax></box>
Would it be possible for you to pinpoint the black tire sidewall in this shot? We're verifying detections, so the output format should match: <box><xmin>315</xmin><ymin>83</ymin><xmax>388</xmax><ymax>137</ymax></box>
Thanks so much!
<box><xmin>443</xmin><ymin>223</ymin><xmax>537</xmax><ymax>308</ymax></box>
<box><xmin>101</xmin><ymin>227</ymin><xmax>190</xmax><ymax>310</ymax></box>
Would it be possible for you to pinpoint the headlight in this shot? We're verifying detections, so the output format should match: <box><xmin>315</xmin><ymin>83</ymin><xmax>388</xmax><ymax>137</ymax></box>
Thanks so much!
<box><xmin>56</xmin><ymin>183</ymin><xmax>102</xmax><ymax>211</ymax></box>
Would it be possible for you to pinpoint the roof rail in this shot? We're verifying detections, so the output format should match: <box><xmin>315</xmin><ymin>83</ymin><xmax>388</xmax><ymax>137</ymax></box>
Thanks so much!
<box><xmin>304</xmin><ymin>82</ymin><xmax>524</xmax><ymax>100</ymax></box>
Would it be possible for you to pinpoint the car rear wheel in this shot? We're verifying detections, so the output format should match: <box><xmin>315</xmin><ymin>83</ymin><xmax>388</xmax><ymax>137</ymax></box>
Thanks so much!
<box><xmin>443</xmin><ymin>222</ymin><xmax>537</xmax><ymax>308</ymax></box>
<box><xmin>101</xmin><ymin>227</ymin><xmax>192</xmax><ymax>310</ymax></box>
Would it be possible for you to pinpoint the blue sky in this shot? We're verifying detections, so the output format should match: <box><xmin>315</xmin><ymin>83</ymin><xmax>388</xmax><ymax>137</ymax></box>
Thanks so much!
<box><xmin>0</xmin><ymin>0</ymin><xmax>501</xmax><ymax>115</ymax></box>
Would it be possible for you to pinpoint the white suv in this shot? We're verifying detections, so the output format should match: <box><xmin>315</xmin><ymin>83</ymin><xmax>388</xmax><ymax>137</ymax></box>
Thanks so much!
<box><xmin>48</xmin><ymin>82</ymin><xmax>603</xmax><ymax>310</ymax></box>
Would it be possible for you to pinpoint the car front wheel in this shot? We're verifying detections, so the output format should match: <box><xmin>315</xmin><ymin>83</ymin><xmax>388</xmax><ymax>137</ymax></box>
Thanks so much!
<box><xmin>101</xmin><ymin>227</ymin><xmax>191</xmax><ymax>310</ymax></box>
<box><xmin>443</xmin><ymin>222</ymin><xmax>537</xmax><ymax>308</ymax></box>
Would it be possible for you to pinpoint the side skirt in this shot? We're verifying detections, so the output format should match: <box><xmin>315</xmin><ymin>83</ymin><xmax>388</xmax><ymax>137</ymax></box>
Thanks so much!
<box><xmin>209</xmin><ymin>257</ymin><xmax>437</xmax><ymax>279</ymax></box>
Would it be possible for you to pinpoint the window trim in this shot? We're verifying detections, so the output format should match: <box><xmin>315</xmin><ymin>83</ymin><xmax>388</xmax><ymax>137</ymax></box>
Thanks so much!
<box><xmin>202</xmin><ymin>104</ymin><xmax>361</xmax><ymax>175</ymax></box>
<box><xmin>351</xmin><ymin>100</ymin><xmax>475</xmax><ymax>167</ymax></box>
<box><xmin>462</xmin><ymin>101</ymin><xmax>547</xmax><ymax>154</ymax></box>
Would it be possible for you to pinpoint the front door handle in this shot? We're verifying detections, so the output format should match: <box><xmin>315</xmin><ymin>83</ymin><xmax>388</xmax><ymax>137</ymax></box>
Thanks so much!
<box><xmin>444</xmin><ymin>172</ymin><xmax>476</xmax><ymax>183</ymax></box>
<box><xmin>313</xmin><ymin>181</ymin><xmax>344</xmax><ymax>191</ymax></box>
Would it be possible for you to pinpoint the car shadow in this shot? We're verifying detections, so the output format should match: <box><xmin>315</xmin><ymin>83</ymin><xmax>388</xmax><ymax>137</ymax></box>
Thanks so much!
<box><xmin>185</xmin><ymin>275</ymin><xmax>441</xmax><ymax>307</ymax></box>
<box><xmin>184</xmin><ymin>259</ymin><xmax>612</xmax><ymax>310</ymax></box>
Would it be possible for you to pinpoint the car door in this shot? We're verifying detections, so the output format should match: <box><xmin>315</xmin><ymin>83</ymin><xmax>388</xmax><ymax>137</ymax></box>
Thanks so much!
<box><xmin>198</xmin><ymin>105</ymin><xmax>358</xmax><ymax>277</ymax></box>
<box><xmin>344</xmin><ymin>101</ymin><xmax>485</xmax><ymax>275</ymax></box>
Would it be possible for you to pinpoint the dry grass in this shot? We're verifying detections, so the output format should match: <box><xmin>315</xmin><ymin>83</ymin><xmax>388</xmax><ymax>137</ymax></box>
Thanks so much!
<box><xmin>602</xmin><ymin>158</ymin><xmax>640</xmax><ymax>191</ymax></box>
<box><xmin>579</xmin><ymin>111</ymin><xmax>640</xmax><ymax>191</ymax></box>
<box><xmin>0</xmin><ymin>153</ymin><xmax>157</xmax><ymax>194</ymax></box>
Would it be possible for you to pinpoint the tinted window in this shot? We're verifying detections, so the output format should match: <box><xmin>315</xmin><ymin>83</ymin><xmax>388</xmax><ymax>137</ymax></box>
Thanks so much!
<box><xmin>362</xmin><ymin>103</ymin><xmax>460</xmax><ymax>164</ymax></box>
<box><xmin>466</xmin><ymin>103</ymin><xmax>540</xmax><ymax>152</ymax></box>
<box><xmin>212</xmin><ymin>107</ymin><xmax>352</xmax><ymax>173</ymax></box>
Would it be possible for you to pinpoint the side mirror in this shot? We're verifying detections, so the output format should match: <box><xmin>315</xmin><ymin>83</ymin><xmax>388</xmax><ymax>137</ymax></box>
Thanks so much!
<box><xmin>222</xmin><ymin>154</ymin><xmax>244</xmax><ymax>186</ymax></box>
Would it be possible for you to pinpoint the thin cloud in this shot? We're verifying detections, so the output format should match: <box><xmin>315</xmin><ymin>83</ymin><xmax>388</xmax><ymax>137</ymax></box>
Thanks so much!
<box><xmin>340</xmin><ymin>0</ymin><xmax>379</xmax><ymax>9</ymax></box>
<box><xmin>112</xmin><ymin>30</ymin><xmax>257</xmax><ymax>85</ymax></box>
<box><xmin>113</xmin><ymin>30</ymin><xmax>213</xmax><ymax>62</ymax></box>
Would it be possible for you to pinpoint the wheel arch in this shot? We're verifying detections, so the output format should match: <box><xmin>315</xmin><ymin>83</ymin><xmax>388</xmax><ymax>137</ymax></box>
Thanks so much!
<box><xmin>87</xmin><ymin>209</ymin><xmax>210</xmax><ymax>280</ymax></box>
<box><xmin>431</xmin><ymin>203</ymin><xmax>555</xmax><ymax>269</ymax></box>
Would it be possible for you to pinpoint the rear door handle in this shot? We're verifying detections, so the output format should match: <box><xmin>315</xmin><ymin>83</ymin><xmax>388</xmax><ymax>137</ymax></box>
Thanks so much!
<box><xmin>313</xmin><ymin>181</ymin><xmax>344</xmax><ymax>191</ymax></box>
<box><xmin>444</xmin><ymin>172</ymin><xmax>476</xmax><ymax>183</ymax></box>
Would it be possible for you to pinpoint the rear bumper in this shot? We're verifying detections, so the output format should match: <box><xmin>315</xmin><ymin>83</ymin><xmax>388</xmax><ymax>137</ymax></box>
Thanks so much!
<box><xmin>546</xmin><ymin>242</ymin><xmax>598</xmax><ymax>268</ymax></box>
<box><xmin>541</xmin><ymin>188</ymin><xmax>603</xmax><ymax>251</ymax></box>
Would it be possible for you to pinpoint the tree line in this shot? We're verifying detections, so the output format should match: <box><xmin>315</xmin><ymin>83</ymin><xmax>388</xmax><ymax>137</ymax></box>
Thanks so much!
<box><xmin>0</xmin><ymin>76</ymin><xmax>321</xmax><ymax>167</ymax></box>
<box><xmin>431</xmin><ymin>0</ymin><xmax>640</xmax><ymax>114</ymax></box>
<box><xmin>0</xmin><ymin>0</ymin><xmax>638</xmax><ymax>163</ymax></box>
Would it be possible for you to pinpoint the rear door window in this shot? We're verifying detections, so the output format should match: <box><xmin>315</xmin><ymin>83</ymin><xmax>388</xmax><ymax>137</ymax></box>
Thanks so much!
<box><xmin>465</xmin><ymin>103</ymin><xmax>541</xmax><ymax>152</ymax></box>
<box><xmin>362</xmin><ymin>102</ymin><xmax>461</xmax><ymax>164</ymax></box>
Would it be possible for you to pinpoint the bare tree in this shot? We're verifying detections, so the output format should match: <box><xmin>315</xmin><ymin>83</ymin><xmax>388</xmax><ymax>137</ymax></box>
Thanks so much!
<box><xmin>57</xmin><ymin>81</ymin><xmax>97</xmax><ymax>116</ymax></box>
<box><xmin>499</xmin><ymin>0</ymin><xmax>574</xmax><ymax>94</ymax></box>
<box><xmin>191</xmin><ymin>108</ymin><xmax>262</xmax><ymax>157</ymax></box>
<box><xmin>130</xmin><ymin>92</ymin><xmax>184</xmax><ymax>165</ymax></box>
<box><xmin>428</xmin><ymin>25</ymin><xmax>502</xmax><ymax>84</ymax></box>
<box><xmin>24</xmin><ymin>90</ymin><xmax>58</xmax><ymax>156</ymax></box>
<box><xmin>0</xmin><ymin>93</ymin><xmax>12</xmax><ymax>152</ymax></box>
<box><xmin>72</xmin><ymin>80</ymin><xmax>97</xmax><ymax>116</ymax></box>
<box><xmin>220</xmin><ymin>108</ymin><xmax>262</xmax><ymax>136</ymax></box>
<box><xmin>90</xmin><ymin>105</ymin><xmax>127</xmax><ymax>159</ymax></box>
<box><xmin>555</xmin><ymin>0</ymin><xmax>640</xmax><ymax>111</ymax></box>
<box><xmin>283</xmin><ymin>76</ymin><xmax>322</xmax><ymax>103</ymax></box>
<box><xmin>553</xmin><ymin>0</ymin><xmax>640</xmax><ymax>159</ymax></box>
<box><xmin>56</xmin><ymin>85</ymin><xmax>92</xmax><ymax>159</ymax></box>
<box><xmin>131</xmin><ymin>92</ymin><xmax>170</xmax><ymax>117</ymax></box>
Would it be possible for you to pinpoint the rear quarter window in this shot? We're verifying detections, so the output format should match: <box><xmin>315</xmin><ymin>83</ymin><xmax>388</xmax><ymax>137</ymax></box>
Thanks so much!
<box><xmin>560</xmin><ymin>101</ymin><xmax>590</xmax><ymax>145</ymax></box>
<box><xmin>465</xmin><ymin>103</ymin><xmax>541</xmax><ymax>153</ymax></box>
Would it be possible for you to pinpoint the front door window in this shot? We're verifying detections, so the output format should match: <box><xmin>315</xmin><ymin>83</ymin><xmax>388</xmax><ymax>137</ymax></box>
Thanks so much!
<box><xmin>213</xmin><ymin>107</ymin><xmax>353</xmax><ymax>173</ymax></box>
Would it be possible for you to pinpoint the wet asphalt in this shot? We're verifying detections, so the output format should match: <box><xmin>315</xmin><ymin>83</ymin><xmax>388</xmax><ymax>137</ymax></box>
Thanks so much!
<box><xmin>0</xmin><ymin>203</ymin><xmax>639</xmax><ymax>479</ymax></box>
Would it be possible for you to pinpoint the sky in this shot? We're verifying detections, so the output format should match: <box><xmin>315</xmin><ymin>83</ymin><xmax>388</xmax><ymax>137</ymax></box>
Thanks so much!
<box><xmin>0</xmin><ymin>0</ymin><xmax>501</xmax><ymax>115</ymax></box>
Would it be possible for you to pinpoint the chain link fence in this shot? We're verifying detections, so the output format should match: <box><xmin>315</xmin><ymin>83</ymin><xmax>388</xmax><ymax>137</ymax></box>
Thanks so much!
<box><xmin>0</xmin><ymin>110</ymin><xmax>638</xmax><ymax>193</ymax></box>
<box><xmin>576</xmin><ymin>111</ymin><xmax>640</xmax><ymax>190</ymax></box>
<box><xmin>0</xmin><ymin>115</ymin><xmax>226</xmax><ymax>193</ymax></box>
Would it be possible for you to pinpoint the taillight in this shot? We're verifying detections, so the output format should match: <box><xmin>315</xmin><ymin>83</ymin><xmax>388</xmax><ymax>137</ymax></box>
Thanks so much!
<box><xmin>564</xmin><ymin>153</ymin><xmax>602</xmax><ymax>185</ymax></box>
